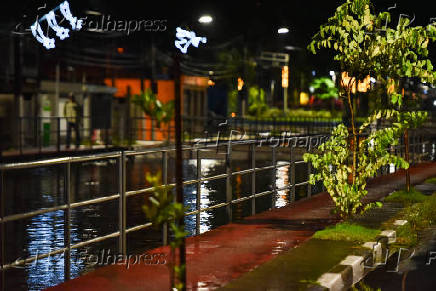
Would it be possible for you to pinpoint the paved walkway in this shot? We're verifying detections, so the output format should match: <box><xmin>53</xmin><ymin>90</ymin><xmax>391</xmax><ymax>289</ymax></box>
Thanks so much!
<box><xmin>46</xmin><ymin>162</ymin><xmax>436</xmax><ymax>291</ymax></box>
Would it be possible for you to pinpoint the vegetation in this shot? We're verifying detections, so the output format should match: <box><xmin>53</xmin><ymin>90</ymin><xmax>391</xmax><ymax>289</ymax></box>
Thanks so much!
<box><xmin>132</xmin><ymin>89</ymin><xmax>174</xmax><ymax>127</ymax></box>
<box><xmin>304</xmin><ymin>120</ymin><xmax>406</xmax><ymax>218</ymax></box>
<box><xmin>394</xmin><ymin>193</ymin><xmax>436</xmax><ymax>247</ymax></box>
<box><xmin>142</xmin><ymin>172</ymin><xmax>187</xmax><ymax>290</ymax></box>
<box><xmin>351</xmin><ymin>281</ymin><xmax>382</xmax><ymax>291</ymax></box>
<box><xmin>384</xmin><ymin>187</ymin><xmax>427</xmax><ymax>205</ymax></box>
<box><xmin>304</xmin><ymin>0</ymin><xmax>435</xmax><ymax>218</ymax></box>
<box><xmin>247</xmin><ymin>86</ymin><xmax>268</xmax><ymax>117</ymax></box>
<box><xmin>310</xmin><ymin>77</ymin><xmax>338</xmax><ymax>100</ymax></box>
<box><xmin>313</xmin><ymin>222</ymin><xmax>380</xmax><ymax>243</ymax></box>
<box><xmin>425</xmin><ymin>177</ymin><xmax>436</xmax><ymax>184</ymax></box>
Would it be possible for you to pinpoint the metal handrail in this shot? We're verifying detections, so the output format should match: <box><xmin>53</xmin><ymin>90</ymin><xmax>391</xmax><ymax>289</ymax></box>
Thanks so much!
<box><xmin>0</xmin><ymin>132</ymin><xmax>433</xmax><ymax>290</ymax></box>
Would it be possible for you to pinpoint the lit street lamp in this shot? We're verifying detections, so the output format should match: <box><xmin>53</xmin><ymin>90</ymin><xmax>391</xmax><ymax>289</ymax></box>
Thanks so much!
<box><xmin>277</xmin><ymin>27</ymin><xmax>289</xmax><ymax>34</ymax></box>
<box><xmin>198</xmin><ymin>15</ymin><xmax>213</xmax><ymax>24</ymax></box>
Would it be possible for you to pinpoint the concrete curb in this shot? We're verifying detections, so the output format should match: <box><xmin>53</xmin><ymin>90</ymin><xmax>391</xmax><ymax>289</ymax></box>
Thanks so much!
<box><xmin>312</xmin><ymin>224</ymin><xmax>404</xmax><ymax>291</ymax></box>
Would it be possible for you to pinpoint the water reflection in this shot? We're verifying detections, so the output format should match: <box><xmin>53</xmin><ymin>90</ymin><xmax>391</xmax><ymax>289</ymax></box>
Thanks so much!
<box><xmin>5</xmin><ymin>156</ymin><xmax>297</xmax><ymax>290</ymax></box>
<box><xmin>275</xmin><ymin>161</ymin><xmax>290</xmax><ymax>208</ymax></box>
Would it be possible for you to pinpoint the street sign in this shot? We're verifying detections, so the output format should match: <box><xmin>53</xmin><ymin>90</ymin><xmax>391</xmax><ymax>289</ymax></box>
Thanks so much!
<box><xmin>259</xmin><ymin>51</ymin><xmax>289</xmax><ymax>68</ymax></box>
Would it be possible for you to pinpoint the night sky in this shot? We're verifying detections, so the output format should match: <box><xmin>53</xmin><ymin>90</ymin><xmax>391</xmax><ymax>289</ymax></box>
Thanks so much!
<box><xmin>2</xmin><ymin>0</ymin><xmax>436</xmax><ymax>77</ymax></box>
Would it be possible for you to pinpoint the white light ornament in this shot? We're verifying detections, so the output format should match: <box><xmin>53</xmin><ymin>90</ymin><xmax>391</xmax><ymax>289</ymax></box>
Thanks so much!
<box><xmin>46</xmin><ymin>11</ymin><xmax>70</xmax><ymax>40</ymax></box>
<box><xmin>31</xmin><ymin>22</ymin><xmax>55</xmax><ymax>49</ymax></box>
<box><xmin>30</xmin><ymin>1</ymin><xmax>82</xmax><ymax>50</ymax></box>
<box><xmin>60</xmin><ymin>1</ymin><xmax>83</xmax><ymax>31</ymax></box>
<box><xmin>175</xmin><ymin>27</ymin><xmax>207</xmax><ymax>54</ymax></box>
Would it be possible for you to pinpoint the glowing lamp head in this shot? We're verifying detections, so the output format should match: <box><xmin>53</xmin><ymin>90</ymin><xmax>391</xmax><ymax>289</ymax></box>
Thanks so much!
<box><xmin>237</xmin><ymin>78</ymin><xmax>244</xmax><ymax>91</ymax></box>
<box><xmin>277</xmin><ymin>27</ymin><xmax>289</xmax><ymax>34</ymax></box>
<box><xmin>198</xmin><ymin>15</ymin><xmax>213</xmax><ymax>24</ymax></box>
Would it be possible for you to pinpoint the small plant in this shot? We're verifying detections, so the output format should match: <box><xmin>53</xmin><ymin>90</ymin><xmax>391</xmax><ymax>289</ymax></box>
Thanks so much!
<box><xmin>313</xmin><ymin>222</ymin><xmax>380</xmax><ymax>243</ymax></box>
<box><xmin>132</xmin><ymin>89</ymin><xmax>174</xmax><ymax>128</ymax></box>
<box><xmin>304</xmin><ymin>115</ymin><xmax>409</xmax><ymax>218</ymax></box>
<box><xmin>425</xmin><ymin>177</ymin><xmax>436</xmax><ymax>184</ymax></box>
<box><xmin>384</xmin><ymin>187</ymin><xmax>427</xmax><ymax>205</ymax></box>
<box><xmin>142</xmin><ymin>172</ymin><xmax>187</xmax><ymax>290</ymax></box>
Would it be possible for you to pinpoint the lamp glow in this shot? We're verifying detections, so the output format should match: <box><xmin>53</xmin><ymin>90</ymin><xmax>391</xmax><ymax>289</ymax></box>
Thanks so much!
<box><xmin>175</xmin><ymin>27</ymin><xmax>207</xmax><ymax>54</ymax></box>
<box><xmin>277</xmin><ymin>27</ymin><xmax>289</xmax><ymax>34</ymax></box>
<box><xmin>198</xmin><ymin>15</ymin><xmax>213</xmax><ymax>24</ymax></box>
<box><xmin>281</xmin><ymin>66</ymin><xmax>289</xmax><ymax>88</ymax></box>
<box><xmin>237</xmin><ymin>78</ymin><xmax>244</xmax><ymax>91</ymax></box>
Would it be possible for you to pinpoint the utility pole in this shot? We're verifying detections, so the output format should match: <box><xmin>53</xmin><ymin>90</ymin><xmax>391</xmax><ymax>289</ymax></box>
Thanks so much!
<box><xmin>13</xmin><ymin>34</ymin><xmax>22</xmax><ymax>149</ymax></box>
<box><xmin>173</xmin><ymin>53</ymin><xmax>186</xmax><ymax>291</ymax></box>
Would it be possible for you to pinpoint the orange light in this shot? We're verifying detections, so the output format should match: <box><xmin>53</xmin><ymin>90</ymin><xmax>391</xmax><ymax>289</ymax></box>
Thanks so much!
<box><xmin>231</xmin><ymin>112</ymin><xmax>236</xmax><ymax>117</ymax></box>
<box><xmin>300</xmin><ymin>92</ymin><xmax>309</xmax><ymax>105</ymax></box>
<box><xmin>208</xmin><ymin>79</ymin><xmax>215</xmax><ymax>86</ymax></box>
<box><xmin>341</xmin><ymin>72</ymin><xmax>371</xmax><ymax>94</ymax></box>
<box><xmin>341</xmin><ymin>72</ymin><xmax>356</xmax><ymax>93</ymax></box>
<box><xmin>281</xmin><ymin>66</ymin><xmax>289</xmax><ymax>88</ymax></box>
<box><xmin>357</xmin><ymin>75</ymin><xmax>371</xmax><ymax>93</ymax></box>
<box><xmin>237</xmin><ymin>77</ymin><xmax>244</xmax><ymax>91</ymax></box>
<box><xmin>117</xmin><ymin>47</ymin><xmax>124</xmax><ymax>54</ymax></box>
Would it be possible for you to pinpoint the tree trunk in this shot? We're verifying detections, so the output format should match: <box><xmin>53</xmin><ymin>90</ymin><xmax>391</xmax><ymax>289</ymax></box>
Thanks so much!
<box><xmin>347</xmin><ymin>89</ymin><xmax>357</xmax><ymax>183</ymax></box>
<box><xmin>404</xmin><ymin>129</ymin><xmax>411</xmax><ymax>192</ymax></box>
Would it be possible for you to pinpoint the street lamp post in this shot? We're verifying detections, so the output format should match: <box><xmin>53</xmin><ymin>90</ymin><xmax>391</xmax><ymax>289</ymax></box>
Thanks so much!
<box><xmin>278</xmin><ymin>27</ymin><xmax>290</xmax><ymax>111</ymax></box>
<box><xmin>173</xmin><ymin>24</ymin><xmax>208</xmax><ymax>291</ymax></box>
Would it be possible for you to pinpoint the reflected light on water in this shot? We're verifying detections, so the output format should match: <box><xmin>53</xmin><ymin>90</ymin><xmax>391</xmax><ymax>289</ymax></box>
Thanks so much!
<box><xmin>275</xmin><ymin>161</ymin><xmax>290</xmax><ymax>208</ymax></box>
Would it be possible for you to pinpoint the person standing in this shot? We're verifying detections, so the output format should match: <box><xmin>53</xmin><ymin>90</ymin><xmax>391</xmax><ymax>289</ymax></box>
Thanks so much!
<box><xmin>64</xmin><ymin>93</ymin><xmax>81</xmax><ymax>149</ymax></box>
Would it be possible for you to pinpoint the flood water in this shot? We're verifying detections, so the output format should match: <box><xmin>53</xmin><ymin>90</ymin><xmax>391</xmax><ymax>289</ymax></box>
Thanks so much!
<box><xmin>2</xmin><ymin>150</ymin><xmax>319</xmax><ymax>291</ymax></box>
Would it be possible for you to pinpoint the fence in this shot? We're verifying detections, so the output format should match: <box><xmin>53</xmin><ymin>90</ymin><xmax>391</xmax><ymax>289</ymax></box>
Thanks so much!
<box><xmin>4</xmin><ymin>115</ymin><xmax>436</xmax><ymax>158</ymax></box>
<box><xmin>0</xmin><ymin>131</ymin><xmax>434</xmax><ymax>290</ymax></box>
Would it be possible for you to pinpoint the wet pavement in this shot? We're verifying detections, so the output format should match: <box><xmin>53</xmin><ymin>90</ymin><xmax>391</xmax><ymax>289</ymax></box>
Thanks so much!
<box><xmin>45</xmin><ymin>163</ymin><xmax>436</xmax><ymax>290</ymax></box>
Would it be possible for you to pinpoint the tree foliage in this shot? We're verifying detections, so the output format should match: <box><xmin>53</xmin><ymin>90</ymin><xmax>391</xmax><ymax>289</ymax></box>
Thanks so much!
<box><xmin>304</xmin><ymin>0</ymin><xmax>435</xmax><ymax>217</ymax></box>
<box><xmin>132</xmin><ymin>89</ymin><xmax>174</xmax><ymax>127</ymax></box>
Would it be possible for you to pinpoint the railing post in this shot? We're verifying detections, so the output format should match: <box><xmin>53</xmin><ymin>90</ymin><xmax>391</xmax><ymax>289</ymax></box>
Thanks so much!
<box><xmin>57</xmin><ymin>117</ymin><xmax>61</xmax><ymax>152</ymax></box>
<box><xmin>196</xmin><ymin>149</ymin><xmax>201</xmax><ymax>235</ymax></box>
<box><xmin>64</xmin><ymin>161</ymin><xmax>71</xmax><ymax>281</ymax></box>
<box><xmin>1</xmin><ymin>171</ymin><xmax>5</xmax><ymax>291</ymax></box>
<box><xmin>162</xmin><ymin>151</ymin><xmax>168</xmax><ymax>245</ymax></box>
<box><xmin>118</xmin><ymin>152</ymin><xmax>127</xmax><ymax>256</ymax></box>
<box><xmin>290</xmin><ymin>146</ymin><xmax>296</xmax><ymax>203</ymax></box>
<box><xmin>271</xmin><ymin>146</ymin><xmax>277</xmax><ymax>209</ymax></box>
<box><xmin>226</xmin><ymin>142</ymin><xmax>233</xmax><ymax>223</ymax></box>
<box><xmin>251</xmin><ymin>144</ymin><xmax>256</xmax><ymax>216</ymax></box>
<box><xmin>38</xmin><ymin>118</ymin><xmax>42</xmax><ymax>153</ymax></box>
<box><xmin>307</xmin><ymin>142</ymin><xmax>312</xmax><ymax>198</ymax></box>
<box><xmin>19</xmin><ymin>117</ymin><xmax>22</xmax><ymax>155</ymax></box>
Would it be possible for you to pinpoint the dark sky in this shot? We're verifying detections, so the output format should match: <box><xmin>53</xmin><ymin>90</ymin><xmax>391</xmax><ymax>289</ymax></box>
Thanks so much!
<box><xmin>5</xmin><ymin>0</ymin><xmax>436</xmax><ymax>47</ymax></box>
<box><xmin>2</xmin><ymin>0</ymin><xmax>436</xmax><ymax>76</ymax></box>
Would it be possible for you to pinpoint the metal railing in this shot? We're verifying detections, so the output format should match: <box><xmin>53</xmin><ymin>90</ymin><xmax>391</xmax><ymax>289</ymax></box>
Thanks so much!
<box><xmin>0</xmin><ymin>131</ymin><xmax>434</xmax><ymax>290</ymax></box>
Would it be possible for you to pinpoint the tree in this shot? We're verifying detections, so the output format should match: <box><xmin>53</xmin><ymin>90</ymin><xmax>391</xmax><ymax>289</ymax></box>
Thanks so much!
<box><xmin>247</xmin><ymin>86</ymin><xmax>268</xmax><ymax>118</ymax></box>
<box><xmin>304</xmin><ymin>0</ymin><xmax>436</xmax><ymax>217</ymax></box>
<box><xmin>132</xmin><ymin>89</ymin><xmax>175</xmax><ymax>141</ymax></box>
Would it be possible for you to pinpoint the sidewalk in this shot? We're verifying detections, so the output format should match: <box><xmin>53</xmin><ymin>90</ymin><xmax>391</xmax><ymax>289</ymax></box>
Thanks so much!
<box><xmin>46</xmin><ymin>162</ymin><xmax>436</xmax><ymax>291</ymax></box>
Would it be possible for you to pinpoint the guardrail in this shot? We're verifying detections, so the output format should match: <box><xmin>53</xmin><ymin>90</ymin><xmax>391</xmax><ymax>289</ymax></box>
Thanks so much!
<box><xmin>0</xmin><ymin>132</ymin><xmax>434</xmax><ymax>290</ymax></box>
